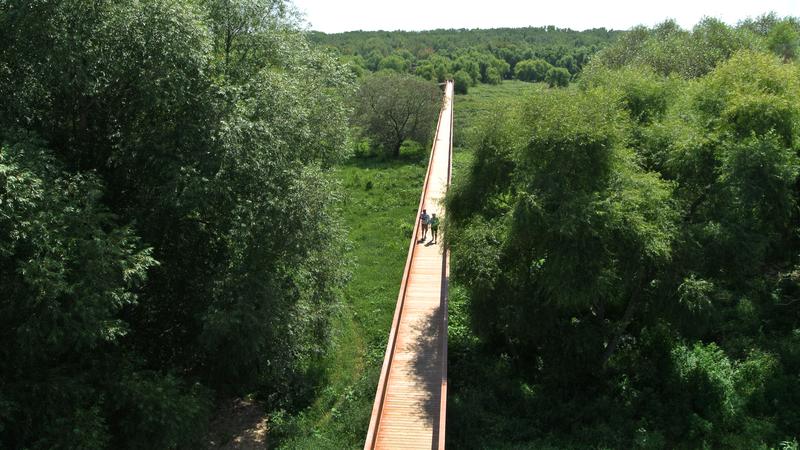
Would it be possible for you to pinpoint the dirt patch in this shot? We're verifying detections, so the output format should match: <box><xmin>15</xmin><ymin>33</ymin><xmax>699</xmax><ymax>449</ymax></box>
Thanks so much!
<box><xmin>206</xmin><ymin>398</ymin><xmax>269</xmax><ymax>449</ymax></box>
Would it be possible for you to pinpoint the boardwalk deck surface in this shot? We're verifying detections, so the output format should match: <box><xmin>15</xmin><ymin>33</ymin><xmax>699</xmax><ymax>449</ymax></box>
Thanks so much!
<box><xmin>365</xmin><ymin>81</ymin><xmax>454</xmax><ymax>450</ymax></box>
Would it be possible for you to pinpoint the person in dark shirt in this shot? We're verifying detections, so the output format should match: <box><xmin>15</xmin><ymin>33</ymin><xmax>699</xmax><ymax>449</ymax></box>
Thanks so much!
<box><xmin>429</xmin><ymin>213</ymin><xmax>440</xmax><ymax>244</ymax></box>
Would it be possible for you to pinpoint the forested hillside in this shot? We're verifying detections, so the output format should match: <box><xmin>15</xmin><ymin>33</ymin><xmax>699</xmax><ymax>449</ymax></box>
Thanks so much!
<box><xmin>447</xmin><ymin>14</ymin><xmax>800</xmax><ymax>448</ymax></box>
<box><xmin>0</xmin><ymin>1</ymin><xmax>353</xmax><ymax>447</ymax></box>
<box><xmin>310</xmin><ymin>27</ymin><xmax>620</xmax><ymax>91</ymax></box>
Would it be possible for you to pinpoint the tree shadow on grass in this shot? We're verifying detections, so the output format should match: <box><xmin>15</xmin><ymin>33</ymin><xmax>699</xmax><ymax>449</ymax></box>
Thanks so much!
<box><xmin>345</xmin><ymin>140</ymin><xmax>430</xmax><ymax>170</ymax></box>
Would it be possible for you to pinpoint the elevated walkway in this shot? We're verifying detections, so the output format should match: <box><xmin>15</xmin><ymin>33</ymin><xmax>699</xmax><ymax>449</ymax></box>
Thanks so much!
<box><xmin>364</xmin><ymin>80</ymin><xmax>454</xmax><ymax>450</ymax></box>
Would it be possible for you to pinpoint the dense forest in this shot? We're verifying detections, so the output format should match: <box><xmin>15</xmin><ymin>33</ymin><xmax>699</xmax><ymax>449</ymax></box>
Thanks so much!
<box><xmin>0</xmin><ymin>1</ymin><xmax>354</xmax><ymax>447</ymax></box>
<box><xmin>2</xmin><ymin>0</ymin><xmax>800</xmax><ymax>448</ymax></box>
<box><xmin>447</xmin><ymin>13</ymin><xmax>800</xmax><ymax>449</ymax></box>
<box><xmin>310</xmin><ymin>26</ymin><xmax>620</xmax><ymax>91</ymax></box>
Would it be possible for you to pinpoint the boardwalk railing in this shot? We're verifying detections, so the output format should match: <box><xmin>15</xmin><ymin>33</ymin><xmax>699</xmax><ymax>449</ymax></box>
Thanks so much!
<box><xmin>364</xmin><ymin>80</ymin><xmax>453</xmax><ymax>450</ymax></box>
<box><xmin>437</xmin><ymin>78</ymin><xmax>455</xmax><ymax>450</ymax></box>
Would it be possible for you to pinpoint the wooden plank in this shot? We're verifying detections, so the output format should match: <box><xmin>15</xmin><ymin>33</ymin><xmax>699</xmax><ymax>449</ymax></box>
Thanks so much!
<box><xmin>365</xmin><ymin>81</ymin><xmax>453</xmax><ymax>450</ymax></box>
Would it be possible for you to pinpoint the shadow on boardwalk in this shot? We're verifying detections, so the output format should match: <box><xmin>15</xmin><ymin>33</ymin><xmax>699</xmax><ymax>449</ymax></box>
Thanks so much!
<box><xmin>408</xmin><ymin>299</ymin><xmax>444</xmax><ymax>445</ymax></box>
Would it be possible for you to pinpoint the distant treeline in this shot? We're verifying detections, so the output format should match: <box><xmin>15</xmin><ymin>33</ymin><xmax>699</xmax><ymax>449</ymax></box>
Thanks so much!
<box><xmin>309</xmin><ymin>26</ymin><xmax>621</xmax><ymax>90</ymax></box>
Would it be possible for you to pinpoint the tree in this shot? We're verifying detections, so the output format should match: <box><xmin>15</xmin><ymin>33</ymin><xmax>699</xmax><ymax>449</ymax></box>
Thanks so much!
<box><xmin>354</xmin><ymin>73</ymin><xmax>441</xmax><ymax>157</ymax></box>
<box><xmin>485</xmin><ymin>67</ymin><xmax>502</xmax><ymax>85</ymax></box>
<box><xmin>447</xmin><ymin>34</ymin><xmax>800</xmax><ymax>447</ymax></box>
<box><xmin>0</xmin><ymin>0</ymin><xmax>354</xmax><ymax>445</ymax></box>
<box><xmin>514</xmin><ymin>58</ymin><xmax>553</xmax><ymax>82</ymax></box>
<box><xmin>447</xmin><ymin>87</ymin><xmax>678</xmax><ymax>378</ymax></box>
<box><xmin>767</xmin><ymin>20</ymin><xmax>799</xmax><ymax>61</ymax></box>
<box><xmin>454</xmin><ymin>69</ymin><xmax>472</xmax><ymax>94</ymax></box>
<box><xmin>558</xmin><ymin>54</ymin><xmax>577</xmax><ymax>73</ymax></box>
<box><xmin>453</xmin><ymin>55</ymin><xmax>481</xmax><ymax>84</ymax></box>
<box><xmin>379</xmin><ymin>54</ymin><xmax>410</xmax><ymax>72</ymax></box>
<box><xmin>0</xmin><ymin>135</ymin><xmax>211</xmax><ymax>449</ymax></box>
<box><xmin>415</xmin><ymin>54</ymin><xmax>452</xmax><ymax>82</ymax></box>
<box><xmin>593</xmin><ymin>19</ymin><xmax>762</xmax><ymax>78</ymax></box>
<box><xmin>545</xmin><ymin>67</ymin><xmax>570</xmax><ymax>87</ymax></box>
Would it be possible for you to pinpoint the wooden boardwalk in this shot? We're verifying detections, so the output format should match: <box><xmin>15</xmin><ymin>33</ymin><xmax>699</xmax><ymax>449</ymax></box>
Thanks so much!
<box><xmin>365</xmin><ymin>80</ymin><xmax>453</xmax><ymax>450</ymax></box>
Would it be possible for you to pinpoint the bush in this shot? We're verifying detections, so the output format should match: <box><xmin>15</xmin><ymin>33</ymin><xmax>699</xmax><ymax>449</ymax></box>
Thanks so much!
<box><xmin>545</xmin><ymin>67</ymin><xmax>570</xmax><ymax>87</ymax></box>
<box><xmin>485</xmin><ymin>67</ymin><xmax>502</xmax><ymax>85</ymax></box>
<box><xmin>109</xmin><ymin>372</ymin><xmax>212</xmax><ymax>450</ymax></box>
<box><xmin>454</xmin><ymin>70</ymin><xmax>472</xmax><ymax>94</ymax></box>
<box><xmin>515</xmin><ymin>58</ymin><xmax>553</xmax><ymax>82</ymax></box>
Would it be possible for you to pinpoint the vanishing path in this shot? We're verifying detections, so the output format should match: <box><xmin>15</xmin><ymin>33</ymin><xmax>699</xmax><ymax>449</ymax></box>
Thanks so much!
<box><xmin>364</xmin><ymin>80</ymin><xmax>453</xmax><ymax>450</ymax></box>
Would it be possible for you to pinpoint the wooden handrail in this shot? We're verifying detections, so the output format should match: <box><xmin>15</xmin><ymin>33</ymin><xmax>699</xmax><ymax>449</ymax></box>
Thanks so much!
<box><xmin>437</xmin><ymin>79</ymin><xmax>454</xmax><ymax>450</ymax></box>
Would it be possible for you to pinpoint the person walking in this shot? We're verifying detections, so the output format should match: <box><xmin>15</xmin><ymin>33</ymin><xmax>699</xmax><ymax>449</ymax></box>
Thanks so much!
<box><xmin>430</xmin><ymin>213</ymin><xmax>440</xmax><ymax>244</ymax></box>
<box><xmin>419</xmin><ymin>209</ymin><xmax>430</xmax><ymax>241</ymax></box>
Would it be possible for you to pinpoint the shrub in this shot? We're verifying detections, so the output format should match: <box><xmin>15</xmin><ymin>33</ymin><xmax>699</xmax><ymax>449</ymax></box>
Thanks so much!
<box><xmin>454</xmin><ymin>70</ymin><xmax>472</xmax><ymax>94</ymax></box>
<box><xmin>545</xmin><ymin>67</ymin><xmax>570</xmax><ymax>87</ymax></box>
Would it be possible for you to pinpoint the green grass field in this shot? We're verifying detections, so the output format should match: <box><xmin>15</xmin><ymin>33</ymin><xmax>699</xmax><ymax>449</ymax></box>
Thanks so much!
<box><xmin>275</xmin><ymin>80</ymin><xmax>541</xmax><ymax>449</ymax></box>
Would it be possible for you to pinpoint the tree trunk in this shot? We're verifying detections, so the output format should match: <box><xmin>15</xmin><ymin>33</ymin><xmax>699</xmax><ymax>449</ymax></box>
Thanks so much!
<box><xmin>600</xmin><ymin>293</ymin><xmax>638</xmax><ymax>367</ymax></box>
<box><xmin>393</xmin><ymin>140</ymin><xmax>402</xmax><ymax>158</ymax></box>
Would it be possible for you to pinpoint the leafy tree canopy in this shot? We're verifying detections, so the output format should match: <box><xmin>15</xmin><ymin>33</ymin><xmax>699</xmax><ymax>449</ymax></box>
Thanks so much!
<box><xmin>0</xmin><ymin>0</ymin><xmax>354</xmax><ymax>446</ymax></box>
<box><xmin>447</xmin><ymin>19</ymin><xmax>800</xmax><ymax>448</ymax></box>
<box><xmin>353</xmin><ymin>72</ymin><xmax>441</xmax><ymax>157</ymax></box>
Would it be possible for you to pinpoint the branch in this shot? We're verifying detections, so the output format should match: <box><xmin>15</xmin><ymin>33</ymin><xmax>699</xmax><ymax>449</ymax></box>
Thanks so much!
<box><xmin>683</xmin><ymin>184</ymin><xmax>712</xmax><ymax>223</ymax></box>
<box><xmin>600</xmin><ymin>296</ymin><xmax>637</xmax><ymax>367</ymax></box>
<box><xmin>600</xmin><ymin>270</ymin><xmax>648</xmax><ymax>367</ymax></box>
<box><xmin>776</xmin><ymin>297</ymin><xmax>800</xmax><ymax>307</ymax></box>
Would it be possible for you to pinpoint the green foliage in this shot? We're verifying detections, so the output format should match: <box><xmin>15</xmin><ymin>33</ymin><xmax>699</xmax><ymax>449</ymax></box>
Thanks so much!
<box><xmin>378</xmin><ymin>54</ymin><xmax>409</xmax><ymax>72</ymax></box>
<box><xmin>660</xmin><ymin>51</ymin><xmax>800</xmax><ymax>282</ymax></box>
<box><xmin>453</xmin><ymin>70</ymin><xmax>472</xmax><ymax>94</ymax></box>
<box><xmin>447</xmin><ymin>31</ymin><xmax>800</xmax><ymax>448</ymax></box>
<box><xmin>594</xmin><ymin>18</ymin><xmax>765</xmax><ymax>77</ymax></box>
<box><xmin>485</xmin><ymin>67</ymin><xmax>502</xmax><ymax>85</ymax></box>
<box><xmin>354</xmin><ymin>72</ymin><xmax>441</xmax><ymax>157</ymax></box>
<box><xmin>768</xmin><ymin>20</ymin><xmax>800</xmax><ymax>61</ymax></box>
<box><xmin>447</xmin><ymin>85</ymin><xmax>678</xmax><ymax>381</ymax></box>
<box><xmin>109</xmin><ymin>372</ymin><xmax>212</xmax><ymax>450</ymax></box>
<box><xmin>544</xmin><ymin>67</ymin><xmax>570</xmax><ymax>87</ymax></box>
<box><xmin>0</xmin><ymin>0</ymin><xmax>354</xmax><ymax>446</ymax></box>
<box><xmin>342</xmin><ymin>55</ymin><xmax>368</xmax><ymax>78</ymax></box>
<box><xmin>0</xmin><ymin>136</ymin><xmax>202</xmax><ymax>448</ymax></box>
<box><xmin>514</xmin><ymin>58</ymin><xmax>553</xmax><ymax>82</ymax></box>
<box><xmin>453</xmin><ymin>55</ymin><xmax>481</xmax><ymax>84</ymax></box>
<box><xmin>581</xmin><ymin>65</ymin><xmax>673</xmax><ymax>125</ymax></box>
<box><xmin>415</xmin><ymin>55</ymin><xmax>452</xmax><ymax>82</ymax></box>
